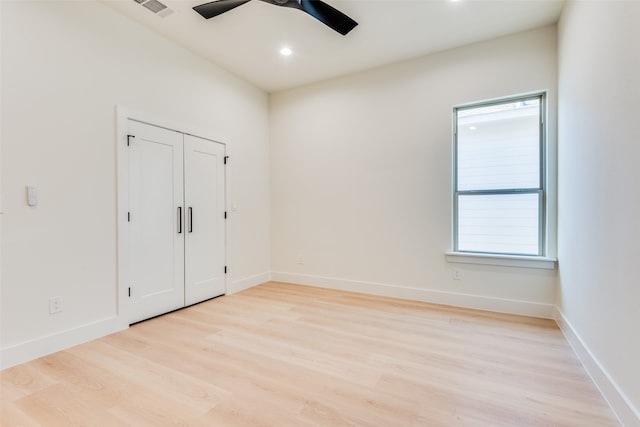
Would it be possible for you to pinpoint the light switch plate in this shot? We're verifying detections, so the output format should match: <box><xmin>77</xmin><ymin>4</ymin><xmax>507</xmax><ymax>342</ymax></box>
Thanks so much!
<box><xmin>27</xmin><ymin>186</ymin><xmax>37</xmax><ymax>207</ymax></box>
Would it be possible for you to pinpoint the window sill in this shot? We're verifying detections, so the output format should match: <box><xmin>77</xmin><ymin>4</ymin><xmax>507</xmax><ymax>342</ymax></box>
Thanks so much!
<box><xmin>445</xmin><ymin>252</ymin><xmax>556</xmax><ymax>270</ymax></box>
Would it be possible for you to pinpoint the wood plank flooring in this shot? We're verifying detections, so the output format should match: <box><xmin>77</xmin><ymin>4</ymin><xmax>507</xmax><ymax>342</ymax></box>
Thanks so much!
<box><xmin>1</xmin><ymin>282</ymin><xmax>620</xmax><ymax>426</ymax></box>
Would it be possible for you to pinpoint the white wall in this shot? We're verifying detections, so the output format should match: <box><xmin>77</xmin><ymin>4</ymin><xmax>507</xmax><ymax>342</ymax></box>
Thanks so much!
<box><xmin>3</xmin><ymin>3</ymin><xmax>638</xmax><ymax>423</ymax></box>
<box><xmin>557</xmin><ymin>2</ymin><xmax>640</xmax><ymax>425</ymax></box>
<box><xmin>0</xmin><ymin>0</ymin><xmax>270</xmax><ymax>368</ymax></box>
<box><xmin>270</xmin><ymin>26</ymin><xmax>558</xmax><ymax>317</ymax></box>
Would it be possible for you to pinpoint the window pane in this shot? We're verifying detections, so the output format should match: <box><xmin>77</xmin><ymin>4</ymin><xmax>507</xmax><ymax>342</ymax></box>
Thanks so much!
<box><xmin>457</xmin><ymin>193</ymin><xmax>540</xmax><ymax>255</ymax></box>
<box><xmin>457</xmin><ymin>99</ymin><xmax>540</xmax><ymax>191</ymax></box>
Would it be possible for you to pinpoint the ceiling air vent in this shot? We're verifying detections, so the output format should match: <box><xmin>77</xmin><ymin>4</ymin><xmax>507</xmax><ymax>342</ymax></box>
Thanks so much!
<box><xmin>134</xmin><ymin>0</ymin><xmax>174</xmax><ymax>18</ymax></box>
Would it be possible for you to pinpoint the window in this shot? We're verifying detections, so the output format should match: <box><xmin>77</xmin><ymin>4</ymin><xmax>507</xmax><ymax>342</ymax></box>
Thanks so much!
<box><xmin>453</xmin><ymin>94</ymin><xmax>545</xmax><ymax>257</ymax></box>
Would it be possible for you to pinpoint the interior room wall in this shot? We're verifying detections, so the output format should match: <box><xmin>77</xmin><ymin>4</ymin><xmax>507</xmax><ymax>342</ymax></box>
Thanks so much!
<box><xmin>557</xmin><ymin>1</ymin><xmax>640</xmax><ymax>425</ymax></box>
<box><xmin>270</xmin><ymin>26</ymin><xmax>558</xmax><ymax>318</ymax></box>
<box><xmin>0</xmin><ymin>0</ymin><xmax>270</xmax><ymax>368</ymax></box>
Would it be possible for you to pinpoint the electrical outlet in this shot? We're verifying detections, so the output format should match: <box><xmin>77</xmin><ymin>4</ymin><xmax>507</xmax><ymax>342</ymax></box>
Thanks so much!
<box><xmin>49</xmin><ymin>296</ymin><xmax>63</xmax><ymax>314</ymax></box>
<box><xmin>453</xmin><ymin>267</ymin><xmax>462</xmax><ymax>280</ymax></box>
<box><xmin>297</xmin><ymin>254</ymin><xmax>304</xmax><ymax>265</ymax></box>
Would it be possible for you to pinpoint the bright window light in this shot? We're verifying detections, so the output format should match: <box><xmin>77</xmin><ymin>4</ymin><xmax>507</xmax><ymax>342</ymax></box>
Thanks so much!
<box><xmin>453</xmin><ymin>94</ymin><xmax>546</xmax><ymax>256</ymax></box>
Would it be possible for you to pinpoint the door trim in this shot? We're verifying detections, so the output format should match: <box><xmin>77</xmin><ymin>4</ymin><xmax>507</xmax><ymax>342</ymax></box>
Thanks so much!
<box><xmin>116</xmin><ymin>106</ymin><xmax>230</xmax><ymax>329</ymax></box>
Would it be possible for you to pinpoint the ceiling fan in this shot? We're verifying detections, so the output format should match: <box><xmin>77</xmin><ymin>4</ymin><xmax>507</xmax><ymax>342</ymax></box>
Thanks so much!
<box><xmin>193</xmin><ymin>0</ymin><xmax>358</xmax><ymax>36</ymax></box>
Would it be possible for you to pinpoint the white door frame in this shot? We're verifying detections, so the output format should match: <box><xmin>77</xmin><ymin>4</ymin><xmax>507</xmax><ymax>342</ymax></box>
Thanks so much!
<box><xmin>116</xmin><ymin>106</ymin><xmax>230</xmax><ymax>329</ymax></box>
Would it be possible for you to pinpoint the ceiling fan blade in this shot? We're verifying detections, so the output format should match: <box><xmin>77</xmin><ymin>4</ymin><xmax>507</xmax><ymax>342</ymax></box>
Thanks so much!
<box><xmin>193</xmin><ymin>0</ymin><xmax>253</xmax><ymax>19</ymax></box>
<box><xmin>300</xmin><ymin>0</ymin><xmax>358</xmax><ymax>36</ymax></box>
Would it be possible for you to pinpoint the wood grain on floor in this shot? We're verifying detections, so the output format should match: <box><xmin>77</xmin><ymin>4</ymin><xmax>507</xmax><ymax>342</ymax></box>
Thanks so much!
<box><xmin>1</xmin><ymin>282</ymin><xmax>620</xmax><ymax>426</ymax></box>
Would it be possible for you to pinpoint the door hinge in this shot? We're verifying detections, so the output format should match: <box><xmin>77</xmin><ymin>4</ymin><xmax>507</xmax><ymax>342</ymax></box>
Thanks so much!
<box><xmin>127</xmin><ymin>134</ymin><xmax>135</xmax><ymax>147</ymax></box>
<box><xmin>224</xmin><ymin>266</ymin><xmax>227</xmax><ymax>274</ymax></box>
<box><xmin>224</xmin><ymin>211</ymin><xmax>227</xmax><ymax>219</ymax></box>
<box><xmin>224</xmin><ymin>156</ymin><xmax>229</xmax><ymax>165</ymax></box>
<box><xmin>128</xmin><ymin>287</ymin><xmax>131</xmax><ymax>297</ymax></box>
<box><xmin>127</xmin><ymin>212</ymin><xmax>131</xmax><ymax>222</ymax></box>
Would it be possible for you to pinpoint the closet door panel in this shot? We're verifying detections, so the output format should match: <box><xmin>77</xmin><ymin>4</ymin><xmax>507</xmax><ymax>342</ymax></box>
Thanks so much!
<box><xmin>128</xmin><ymin>120</ymin><xmax>185</xmax><ymax>323</ymax></box>
<box><xmin>184</xmin><ymin>134</ymin><xmax>226</xmax><ymax>305</ymax></box>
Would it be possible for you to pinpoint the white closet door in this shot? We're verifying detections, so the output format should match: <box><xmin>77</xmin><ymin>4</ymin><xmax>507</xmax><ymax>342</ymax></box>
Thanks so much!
<box><xmin>128</xmin><ymin>120</ymin><xmax>185</xmax><ymax>323</ymax></box>
<box><xmin>184</xmin><ymin>134</ymin><xmax>226</xmax><ymax>305</ymax></box>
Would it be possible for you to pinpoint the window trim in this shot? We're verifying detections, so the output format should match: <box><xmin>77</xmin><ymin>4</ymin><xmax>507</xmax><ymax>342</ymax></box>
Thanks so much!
<box><xmin>445</xmin><ymin>251</ymin><xmax>556</xmax><ymax>270</ymax></box>
<box><xmin>452</xmin><ymin>92</ymin><xmax>549</xmax><ymax>259</ymax></box>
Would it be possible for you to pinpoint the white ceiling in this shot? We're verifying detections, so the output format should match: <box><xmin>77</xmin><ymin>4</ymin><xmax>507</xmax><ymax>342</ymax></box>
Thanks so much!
<box><xmin>104</xmin><ymin>0</ymin><xmax>565</xmax><ymax>93</ymax></box>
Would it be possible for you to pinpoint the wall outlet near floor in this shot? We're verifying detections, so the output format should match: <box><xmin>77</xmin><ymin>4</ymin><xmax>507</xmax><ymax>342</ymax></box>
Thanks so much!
<box><xmin>49</xmin><ymin>296</ymin><xmax>63</xmax><ymax>314</ymax></box>
<box><xmin>453</xmin><ymin>267</ymin><xmax>463</xmax><ymax>280</ymax></box>
<box><xmin>297</xmin><ymin>254</ymin><xmax>304</xmax><ymax>265</ymax></box>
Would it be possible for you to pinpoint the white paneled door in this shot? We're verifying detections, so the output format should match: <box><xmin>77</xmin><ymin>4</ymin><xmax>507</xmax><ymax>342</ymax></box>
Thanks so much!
<box><xmin>127</xmin><ymin>120</ymin><xmax>225</xmax><ymax>324</ymax></box>
<box><xmin>184</xmin><ymin>134</ymin><xmax>226</xmax><ymax>306</ymax></box>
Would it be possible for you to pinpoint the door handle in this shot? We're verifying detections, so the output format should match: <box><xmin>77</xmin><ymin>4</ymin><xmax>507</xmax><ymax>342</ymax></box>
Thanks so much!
<box><xmin>188</xmin><ymin>207</ymin><xmax>193</xmax><ymax>233</ymax></box>
<box><xmin>178</xmin><ymin>207</ymin><xmax>183</xmax><ymax>234</ymax></box>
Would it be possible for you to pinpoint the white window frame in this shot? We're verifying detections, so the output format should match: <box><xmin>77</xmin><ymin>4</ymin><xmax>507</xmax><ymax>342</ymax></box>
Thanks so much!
<box><xmin>447</xmin><ymin>92</ymin><xmax>556</xmax><ymax>270</ymax></box>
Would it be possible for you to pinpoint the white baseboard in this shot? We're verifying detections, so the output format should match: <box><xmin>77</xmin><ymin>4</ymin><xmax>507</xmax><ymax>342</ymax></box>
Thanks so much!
<box><xmin>0</xmin><ymin>272</ymin><xmax>271</xmax><ymax>370</ymax></box>
<box><xmin>0</xmin><ymin>316</ymin><xmax>124</xmax><ymax>370</ymax></box>
<box><xmin>228</xmin><ymin>271</ymin><xmax>271</xmax><ymax>295</ymax></box>
<box><xmin>270</xmin><ymin>271</ymin><xmax>555</xmax><ymax>319</ymax></box>
<box><xmin>555</xmin><ymin>308</ymin><xmax>640</xmax><ymax>427</ymax></box>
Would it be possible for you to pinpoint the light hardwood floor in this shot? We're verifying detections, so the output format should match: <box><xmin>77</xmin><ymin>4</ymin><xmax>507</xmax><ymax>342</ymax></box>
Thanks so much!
<box><xmin>1</xmin><ymin>282</ymin><xmax>620</xmax><ymax>426</ymax></box>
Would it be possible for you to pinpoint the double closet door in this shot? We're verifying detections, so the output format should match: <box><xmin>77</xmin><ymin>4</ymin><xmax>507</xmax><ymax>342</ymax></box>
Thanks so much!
<box><xmin>127</xmin><ymin>120</ymin><xmax>226</xmax><ymax>324</ymax></box>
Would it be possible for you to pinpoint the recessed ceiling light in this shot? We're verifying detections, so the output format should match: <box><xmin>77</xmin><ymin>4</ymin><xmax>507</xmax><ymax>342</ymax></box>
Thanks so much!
<box><xmin>280</xmin><ymin>46</ymin><xmax>293</xmax><ymax>56</ymax></box>
<box><xmin>469</xmin><ymin>126</ymin><xmax>477</xmax><ymax>130</ymax></box>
